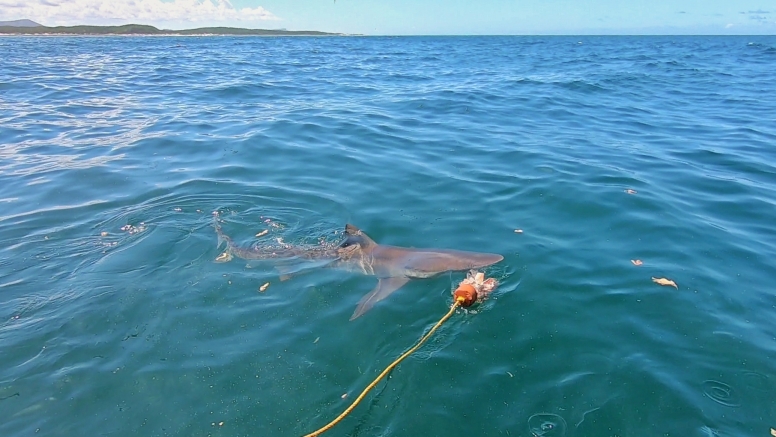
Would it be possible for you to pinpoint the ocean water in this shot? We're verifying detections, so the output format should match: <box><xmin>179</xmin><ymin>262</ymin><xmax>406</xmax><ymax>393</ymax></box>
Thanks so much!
<box><xmin>1</xmin><ymin>35</ymin><xmax>775</xmax><ymax>437</ymax></box>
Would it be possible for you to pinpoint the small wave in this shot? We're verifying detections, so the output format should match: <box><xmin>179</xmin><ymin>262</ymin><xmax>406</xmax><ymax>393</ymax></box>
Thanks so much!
<box><xmin>701</xmin><ymin>380</ymin><xmax>741</xmax><ymax>407</ymax></box>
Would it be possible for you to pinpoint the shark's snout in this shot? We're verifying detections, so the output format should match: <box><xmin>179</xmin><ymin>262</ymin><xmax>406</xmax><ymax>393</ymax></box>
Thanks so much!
<box><xmin>445</xmin><ymin>250</ymin><xmax>503</xmax><ymax>269</ymax></box>
<box><xmin>471</xmin><ymin>253</ymin><xmax>504</xmax><ymax>267</ymax></box>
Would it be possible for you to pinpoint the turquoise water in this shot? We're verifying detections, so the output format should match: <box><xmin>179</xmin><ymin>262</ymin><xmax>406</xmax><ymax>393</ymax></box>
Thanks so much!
<box><xmin>1</xmin><ymin>35</ymin><xmax>775</xmax><ymax>436</ymax></box>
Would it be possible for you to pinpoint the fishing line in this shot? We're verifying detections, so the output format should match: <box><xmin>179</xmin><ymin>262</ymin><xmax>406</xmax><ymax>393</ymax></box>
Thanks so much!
<box><xmin>302</xmin><ymin>275</ymin><xmax>489</xmax><ymax>437</ymax></box>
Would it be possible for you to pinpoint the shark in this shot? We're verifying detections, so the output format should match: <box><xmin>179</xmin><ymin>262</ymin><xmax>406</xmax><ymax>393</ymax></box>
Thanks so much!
<box><xmin>214</xmin><ymin>217</ymin><xmax>503</xmax><ymax>320</ymax></box>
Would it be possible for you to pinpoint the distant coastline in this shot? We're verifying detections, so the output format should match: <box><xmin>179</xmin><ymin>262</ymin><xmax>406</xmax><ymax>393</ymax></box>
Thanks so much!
<box><xmin>0</xmin><ymin>22</ymin><xmax>343</xmax><ymax>36</ymax></box>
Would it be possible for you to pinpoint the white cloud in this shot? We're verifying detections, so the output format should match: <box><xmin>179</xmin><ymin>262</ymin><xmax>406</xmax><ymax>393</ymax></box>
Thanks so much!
<box><xmin>0</xmin><ymin>0</ymin><xmax>279</xmax><ymax>27</ymax></box>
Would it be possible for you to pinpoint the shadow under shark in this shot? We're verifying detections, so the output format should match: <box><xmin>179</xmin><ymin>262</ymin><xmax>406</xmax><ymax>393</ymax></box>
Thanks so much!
<box><xmin>215</xmin><ymin>218</ymin><xmax>503</xmax><ymax>320</ymax></box>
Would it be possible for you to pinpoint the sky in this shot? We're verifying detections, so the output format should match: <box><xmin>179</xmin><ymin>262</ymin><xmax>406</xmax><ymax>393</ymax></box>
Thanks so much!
<box><xmin>1</xmin><ymin>0</ymin><xmax>775</xmax><ymax>35</ymax></box>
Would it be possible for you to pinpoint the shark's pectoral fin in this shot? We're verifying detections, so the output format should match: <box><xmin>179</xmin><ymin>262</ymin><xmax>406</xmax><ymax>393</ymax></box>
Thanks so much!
<box><xmin>214</xmin><ymin>251</ymin><xmax>233</xmax><ymax>263</ymax></box>
<box><xmin>350</xmin><ymin>276</ymin><xmax>410</xmax><ymax>320</ymax></box>
<box><xmin>274</xmin><ymin>264</ymin><xmax>295</xmax><ymax>281</ymax></box>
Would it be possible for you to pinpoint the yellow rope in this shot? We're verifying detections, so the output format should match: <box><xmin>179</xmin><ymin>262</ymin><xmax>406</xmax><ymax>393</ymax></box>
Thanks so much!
<box><xmin>303</xmin><ymin>297</ymin><xmax>465</xmax><ymax>437</ymax></box>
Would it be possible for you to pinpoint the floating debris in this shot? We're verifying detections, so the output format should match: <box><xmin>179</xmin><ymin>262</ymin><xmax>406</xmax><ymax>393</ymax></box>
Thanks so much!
<box><xmin>100</xmin><ymin>231</ymin><xmax>109</xmax><ymax>237</ymax></box>
<box><xmin>259</xmin><ymin>282</ymin><xmax>270</xmax><ymax>292</ymax></box>
<box><xmin>514</xmin><ymin>229</ymin><xmax>523</xmax><ymax>234</ymax></box>
<box><xmin>173</xmin><ymin>207</ymin><xmax>182</xmax><ymax>212</ymax></box>
<box><xmin>625</xmin><ymin>189</ymin><xmax>637</xmax><ymax>195</ymax></box>
<box><xmin>652</xmin><ymin>277</ymin><xmax>678</xmax><ymax>289</ymax></box>
<box><xmin>770</xmin><ymin>428</ymin><xmax>775</xmax><ymax>437</ymax></box>
<box><xmin>260</xmin><ymin>217</ymin><xmax>285</xmax><ymax>229</ymax></box>
<box><xmin>120</xmin><ymin>223</ymin><xmax>146</xmax><ymax>235</ymax></box>
<box><xmin>341</xmin><ymin>393</ymin><xmax>348</xmax><ymax>399</ymax></box>
<box><xmin>255</xmin><ymin>230</ymin><xmax>268</xmax><ymax>237</ymax></box>
<box><xmin>631</xmin><ymin>259</ymin><xmax>643</xmax><ymax>266</ymax></box>
<box><xmin>314</xmin><ymin>337</ymin><xmax>320</xmax><ymax>344</ymax></box>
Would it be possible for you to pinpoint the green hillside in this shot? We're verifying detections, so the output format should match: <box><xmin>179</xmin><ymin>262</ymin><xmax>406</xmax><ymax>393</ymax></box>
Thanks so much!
<box><xmin>0</xmin><ymin>23</ymin><xmax>340</xmax><ymax>36</ymax></box>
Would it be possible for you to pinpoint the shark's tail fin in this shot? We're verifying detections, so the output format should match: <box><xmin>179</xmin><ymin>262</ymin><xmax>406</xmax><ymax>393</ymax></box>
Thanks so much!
<box><xmin>213</xmin><ymin>211</ymin><xmax>234</xmax><ymax>262</ymax></box>
<box><xmin>213</xmin><ymin>211</ymin><xmax>224</xmax><ymax>246</ymax></box>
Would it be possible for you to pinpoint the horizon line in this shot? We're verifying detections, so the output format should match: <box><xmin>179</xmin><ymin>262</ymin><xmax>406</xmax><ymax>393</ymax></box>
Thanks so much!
<box><xmin>1</xmin><ymin>20</ymin><xmax>774</xmax><ymax>37</ymax></box>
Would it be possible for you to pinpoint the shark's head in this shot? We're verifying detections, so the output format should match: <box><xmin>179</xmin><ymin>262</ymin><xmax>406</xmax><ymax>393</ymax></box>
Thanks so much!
<box><xmin>337</xmin><ymin>244</ymin><xmax>360</xmax><ymax>260</ymax></box>
<box><xmin>340</xmin><ymin>224</ymin><xmax>377</xmax><ymax>251</ymax></box>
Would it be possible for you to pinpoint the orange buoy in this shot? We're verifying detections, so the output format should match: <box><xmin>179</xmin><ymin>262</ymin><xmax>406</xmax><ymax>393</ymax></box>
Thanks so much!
<box><xmin>453</xmin><ymin>283</ymin><xmax>478</xmax><ymax>307</ymax></box>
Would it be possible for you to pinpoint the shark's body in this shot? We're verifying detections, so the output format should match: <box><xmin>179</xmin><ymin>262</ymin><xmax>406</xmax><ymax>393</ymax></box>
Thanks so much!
<box><xmin>215</xmin><ymin>219</ymin><xmax>503</xmax><ymax>319</ymax></box>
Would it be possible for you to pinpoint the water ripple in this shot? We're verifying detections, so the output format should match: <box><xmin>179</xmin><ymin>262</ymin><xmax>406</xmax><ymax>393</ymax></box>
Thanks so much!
<box><xmin>702</xmin><ymin>380</ymin><xmax>741</xmax><ymax>407</ymax></box>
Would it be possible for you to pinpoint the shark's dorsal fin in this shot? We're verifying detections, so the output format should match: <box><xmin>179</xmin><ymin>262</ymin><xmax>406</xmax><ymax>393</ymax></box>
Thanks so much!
<box><xmin>344</xmin><ymin>224</ymin><xmax>377</xmax><ymax>249</ymax></box>
<box><xmin>350</xmin><ymin>276</ymin><xmax>410</xmax><ymax>320</ymax></box>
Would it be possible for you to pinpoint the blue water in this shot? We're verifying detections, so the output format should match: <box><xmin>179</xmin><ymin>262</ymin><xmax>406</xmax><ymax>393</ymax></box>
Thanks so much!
<box><xmin>1</xmin><ymin>35</ymin><xmax>775</xmax><ymax>437</ymax></box>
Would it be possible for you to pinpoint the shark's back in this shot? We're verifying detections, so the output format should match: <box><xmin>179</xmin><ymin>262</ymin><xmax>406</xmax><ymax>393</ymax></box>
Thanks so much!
<box><xmin>372</xmin><ymin>245</ymin><xmax>503</xmax><ymax>278</ymax></box>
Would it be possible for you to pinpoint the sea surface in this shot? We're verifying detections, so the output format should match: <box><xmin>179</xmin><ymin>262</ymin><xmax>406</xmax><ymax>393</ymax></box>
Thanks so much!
<box><xmin>1</xmin><ymin>35</ymin><xmax>775</xmax><ymax>437</ymax></box>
